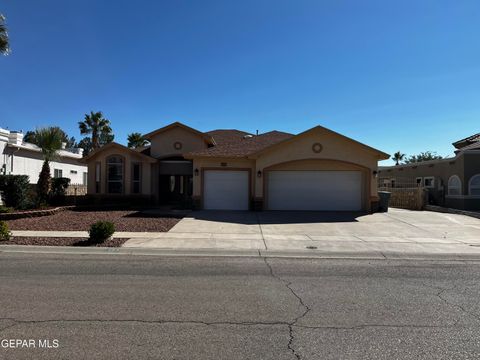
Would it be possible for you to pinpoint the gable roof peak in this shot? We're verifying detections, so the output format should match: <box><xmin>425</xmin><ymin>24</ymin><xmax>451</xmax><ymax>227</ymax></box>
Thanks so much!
<box><xmin>143</xmin><ymin>121</ymin><xmax>214</xmax><ymax>144</ymax></box>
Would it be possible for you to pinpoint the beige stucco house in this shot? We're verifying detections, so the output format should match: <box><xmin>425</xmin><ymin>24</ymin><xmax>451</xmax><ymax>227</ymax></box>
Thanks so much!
<box><xmin>378</xmin><ymin>132</ymin><xmax>480</xmax><ymax>211</ymax></box>
<box><xmin>84</xmin><ymin>122</ymin><xmax>389</xmax><ymax>211</ymax></box>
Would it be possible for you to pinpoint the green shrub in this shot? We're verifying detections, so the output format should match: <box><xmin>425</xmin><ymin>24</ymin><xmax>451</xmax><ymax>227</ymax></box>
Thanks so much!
<box><xmin>0</xmin><ymin>221</ymin><xmax>11</xmax><ymax>241</ymax></box>
<box><xmin>0</xmin><ymin>206</ymin><xmax>13</xmax><ymax>213</ymax></box>
<box><xmin>0</xmin><ymin>175</ymin><xmax>30</xmax><ymax>209</ymax></box>
<box><xmin>88</xmin><ymin>221</ymin><xmax>115</xmax><ymax>244</ymax></box>
<box><xmin>50</xmin><ymin>177</ymin><xmax>71</xmax><ymax>205</ymax></box>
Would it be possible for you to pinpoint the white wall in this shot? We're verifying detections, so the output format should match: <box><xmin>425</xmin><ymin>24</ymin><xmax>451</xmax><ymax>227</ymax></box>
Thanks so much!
<box><xmin>0</xmin><ymin>128</ymin><xmax>87</xmax><ymax>184</ymax></box>
<box><xmin>2</xmin><ymin>148</ymin><xmax>87</xmax><ymax>184</ymax></box>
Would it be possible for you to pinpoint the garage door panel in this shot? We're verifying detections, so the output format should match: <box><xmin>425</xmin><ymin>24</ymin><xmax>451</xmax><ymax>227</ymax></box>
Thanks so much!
<box><xmin>267</xmin><ymin>171</ymin><xmax>362</xmax><ymax>211</ymax></box>
<box><xmin>204</xmin><ymin>170</ymin><xmax>249</xmax><ymax>210</ymax></box>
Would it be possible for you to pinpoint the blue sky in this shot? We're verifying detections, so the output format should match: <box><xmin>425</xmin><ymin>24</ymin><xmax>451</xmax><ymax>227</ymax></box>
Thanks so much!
<box><xmin>1</xmin><ymin>0</ymin><xmax>479</xmax><ymax>164</ymax></box>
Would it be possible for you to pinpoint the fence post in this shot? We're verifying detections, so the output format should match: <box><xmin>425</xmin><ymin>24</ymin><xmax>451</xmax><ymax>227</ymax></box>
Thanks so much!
<box><xmin>416</xmin><ymin>187</ymin><xmax>423</xmax><ymax>210</ymax></box>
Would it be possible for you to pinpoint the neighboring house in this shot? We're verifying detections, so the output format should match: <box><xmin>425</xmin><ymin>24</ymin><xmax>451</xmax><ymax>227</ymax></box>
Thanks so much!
<box><xmin>84</xmin><ymin>122</ymin><xmax>389</xmax><ymax>211</ymax></box>
<box><xmin>0</xmin><ymin>128</ymin><xmax>87</xmax><ymax>184</ymax></box>
<box><xmin>378</xmin><ymin>133</ymin><xmax>480</xmax><ymax>211</ymax></box>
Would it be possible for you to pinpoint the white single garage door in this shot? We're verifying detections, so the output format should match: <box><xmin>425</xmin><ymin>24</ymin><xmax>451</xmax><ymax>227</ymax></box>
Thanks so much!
<box><xmin>267</xmin><ymin>171</ymin><xmax>362</xmax><ymax>211</ymax></box>
<box><xmin>204</xmin><ymin>170</ymin><xmax>249</xmax><ymax>210</ymax></box>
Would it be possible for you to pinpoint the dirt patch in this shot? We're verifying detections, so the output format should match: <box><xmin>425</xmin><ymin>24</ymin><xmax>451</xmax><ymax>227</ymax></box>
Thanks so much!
<box><xmin>6</xmin><ymin>210</ymin><xmax>180</xmax><ymax>232</ymax></box>
<box><xmin>1</xmin><ymin>237</ymin><xmax>128</xmax><ymax>247</ymax></box>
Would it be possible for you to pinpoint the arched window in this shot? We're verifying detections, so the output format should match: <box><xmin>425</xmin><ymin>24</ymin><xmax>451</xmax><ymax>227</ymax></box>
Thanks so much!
<box><xmin>469</xmin><ymin>174</ymin><xmax>480</xmax><ymax>196</ymax></box>
<box><xmin>447</xmin><ymin>175</ymin><xmax>462</xmax><ymax>196</ymax></box>
<box><xmin>107</xmin><ymin>155</ymin><xmax>124</xmax><ymax>194</ymax></box>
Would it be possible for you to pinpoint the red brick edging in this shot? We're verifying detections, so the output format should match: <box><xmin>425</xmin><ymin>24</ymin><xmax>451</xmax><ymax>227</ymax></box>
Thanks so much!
<box><xmin>0</xmin><ymin>206</ymin><xmax>75</xmax><ymax>220</ymax></box>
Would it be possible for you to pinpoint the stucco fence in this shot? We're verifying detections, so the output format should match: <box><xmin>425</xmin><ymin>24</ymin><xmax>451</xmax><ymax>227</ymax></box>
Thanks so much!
<box><xmin>378</xmin><ymin>178</ymin><xmax>427</xmax><ymax>210</ymax></box>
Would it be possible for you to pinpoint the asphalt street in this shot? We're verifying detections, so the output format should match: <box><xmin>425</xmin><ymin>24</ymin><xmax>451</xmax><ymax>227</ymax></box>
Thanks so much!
<box><xmin>1</xmin><ymin>253</ymin><xmax>480</xmax><ymax>359</ymax></box>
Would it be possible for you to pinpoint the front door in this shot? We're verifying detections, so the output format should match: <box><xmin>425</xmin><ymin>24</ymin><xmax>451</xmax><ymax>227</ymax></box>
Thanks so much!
<box><xmin>159</xmin><ymin>175</ymin><xmax>193</xmax><ymax>205</ymax></box>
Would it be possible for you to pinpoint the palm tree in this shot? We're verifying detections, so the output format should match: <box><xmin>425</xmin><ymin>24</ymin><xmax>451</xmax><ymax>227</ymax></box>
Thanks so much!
<box><xmin>78</xmin><ymin>111</ymin><xmax>113</xmax><ymax>149</ymax></box>
<box><xmin>35</xmin><ymin>127</ymin><xmax>64</xmax><ymax>203</ymax></box>
<box><xmin>0</xmin><ymin>14</ymin><xmax>9</xmax><ymax>55</ymax></box>
<box><xmin>24</xmin><ymin>127</ymin><xmax>76</xmax><ymax>148</ymax></box>
<box><xmin>127</xmin><ymin>132</ymin><xmax>148</xmax><ymax>148</ymax></box>
<box><xmin>392</xmin><ymin>151</ymin><xmax>406</xmax><ymax>166</ymax></box>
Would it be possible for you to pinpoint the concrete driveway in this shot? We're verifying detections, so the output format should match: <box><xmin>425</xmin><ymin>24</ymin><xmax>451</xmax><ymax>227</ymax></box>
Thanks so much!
<box><xmin>123</xmin><ymin>208</ymin><xmax>480</xmax><ymax>257</ymax></box>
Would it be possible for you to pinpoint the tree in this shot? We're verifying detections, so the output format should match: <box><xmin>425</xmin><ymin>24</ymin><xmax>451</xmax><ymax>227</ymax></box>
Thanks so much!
<box><xmin>0</xmin><ymin>14</ymin><xmax>9</xmax><ymax>55</ymax></box>
<box><xmin>34</xmin><ymin>127</ymin><xmax>64</xmax><ymax>203</ymax></box>
<box><xmin>78</xmin><ymin>111</ymin><xmax>113</xmax><ymax>149</ymax></box>
<box><xmin>392</xmin><ymin>151</ymin><xmax>406</xmax><ymax>166</ymax></box>
<box><xmin>23</xmin><ymin>130</ymin><xmax>37</xmax><ymax>144</ymax></box>
<box><xmin>77</xmin><ymin>137</ymin><xmax>93</xmax><ymax>157</ymax></box>
<box><xmin>404</xmin><ymin>151</ymin><xmax>443</xmax><ymax>164</ymax></box>
<box><xmin>127</xmin><ymin>132</ymin><xmax>148</xmax><ymax>148</ymax></box>
<box><xmin>66</xmin><ymin>136</ymin><xmax>76</xmax><ymax>148</ymax></box>
<box><xmin>24</xmin><ymin>127</ymin><xmax>76</xmax><ymax>149</ymax></box>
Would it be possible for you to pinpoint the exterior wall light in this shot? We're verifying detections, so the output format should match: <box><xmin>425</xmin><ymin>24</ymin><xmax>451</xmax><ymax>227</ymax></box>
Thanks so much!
<box><xmin>373</xmin><ymin>170</ymin><xmax>378</xmax><ymax>178</ymax></box>
<box><xmin>257</xmin><ymin>170</ymin><xmax>262</xmax><ymax>178</ymax></box>
<box><xmin>194</xmin><ymin>168</ymin><xmax>199</xmax><ymax>176</ymax></box>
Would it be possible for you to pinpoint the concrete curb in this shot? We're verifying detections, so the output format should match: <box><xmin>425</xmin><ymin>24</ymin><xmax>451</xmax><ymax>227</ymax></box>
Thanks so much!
<box><xmin>2</xmin><ymin>244</ymin><xmax>480</xmax><ymax>261</ymax></box>
<box><xmin>425</xmin><ymin>205</ymin><xmax>480</xmax><ymax>219</ymax></box>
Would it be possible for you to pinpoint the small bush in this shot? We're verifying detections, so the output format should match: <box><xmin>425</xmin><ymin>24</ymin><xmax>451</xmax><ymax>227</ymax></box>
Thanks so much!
<box><xmin>0</xmin><ymin>175</ymin><xmax>30</xmax><ymax>209</ymax></box>
<box><xmin>89</xmin><ymin>221</ymin><xmax>115</xmax><ymax>244</ymax></box>
<box><xmin>50</xmin><ymin>177</ymin><xmax>71</xmax><ymax>205</ymax></box>
<box><xmin>0</xmin><ymin>206</ymin><xmax>13</xmax><ymax>213</ymax></box>
<box><xmin>0</xmin><ymin>221</ymin><xmax>11</xmax><ymax>241</ymax></box>
<box><xmin>50</xmin><ymin>177</ymin><xmax>71</xmax><ymax>196</ymax></box>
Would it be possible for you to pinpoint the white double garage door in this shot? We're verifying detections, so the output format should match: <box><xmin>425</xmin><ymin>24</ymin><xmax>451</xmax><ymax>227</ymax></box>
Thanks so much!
<box><xmin>204</xmin><ymin>170</ymin><xmax>363</xmax><ymax>211</ymax></box>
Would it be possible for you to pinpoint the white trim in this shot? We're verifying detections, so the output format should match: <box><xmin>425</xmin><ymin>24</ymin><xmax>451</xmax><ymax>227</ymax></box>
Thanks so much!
<box><xmin>447</xmin><ymin>175</ymin><xmax>462</xmax><ymax>196</ymax></box>
<box><xmin>423</xmin><ymin>176</ymin><xmax>435</xmax><ymax>188</ymax></box>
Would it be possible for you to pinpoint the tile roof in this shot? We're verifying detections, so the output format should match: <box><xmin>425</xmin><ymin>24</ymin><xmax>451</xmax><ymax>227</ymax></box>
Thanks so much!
<box><xmin>457</xmin><ymin>141</ymin><xmax>480</xmax><ymax>152</ymax></box>
<box><xmin>186</xmin><ymin>130</ymin><xmax>294</xmax><ymax>158</ymax></box>
<box><xmin>206</xmin><ymin>129</ymin><xmax>252</xmax><ymax>144</ymax></box>
<box><xmin>452</xmin><ymin>133</ymin><xmax>480</xmax><ymax>149</ymax></box>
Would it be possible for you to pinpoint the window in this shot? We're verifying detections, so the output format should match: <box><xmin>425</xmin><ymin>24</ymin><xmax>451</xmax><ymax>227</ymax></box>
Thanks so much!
<box><xmin>95</xmin><ymin>162</ymin><xmax>101</xmax><ymax>193</ymax></box>
<box><xmin>469</xmin><ymin>174</ymin><xmax>480</xmax><ymax>196</ymax></box>
<box><xmin>132</xmin><ymin>163</ymin><xmax>141</xmax><ymax>194</ymax></box>
<box><xmin>54</xmin><ymin>169</ymin><xmax>63</xmax><ymax>178</ymax></box>
<box><xmin>107</xmin><ymin>156</ymin><xmax>124</xmax><ymax>194</ymax></box>
<box><xmin>448</xmin><ymin>175</ymin><xmax>462</xmax><ymax>196</ymax></box>
<box><xmin>83</xmin><ymin>172</ymin><xmax>88</xmax><ymax>186</ymax></box>
<box><xmin>424</xmin><ymin>177</ymin><xmax>435</xmax><ymax>188</ymax></box>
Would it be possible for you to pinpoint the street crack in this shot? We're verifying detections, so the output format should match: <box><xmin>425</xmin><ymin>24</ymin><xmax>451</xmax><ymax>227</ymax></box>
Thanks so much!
<box><xmin>262</xmin><ymin>256</ymin><xmax>311</xmax><ymax>360</ymax></box>
<box><xmin>0</xmin><ymin>317</ymin><xmax>293</xmax><ymax>334</ymax></box>
<box><xmin>421</xmin><ymin>282</ymin><xmax>480</xmax><ymax>325</ymax></box>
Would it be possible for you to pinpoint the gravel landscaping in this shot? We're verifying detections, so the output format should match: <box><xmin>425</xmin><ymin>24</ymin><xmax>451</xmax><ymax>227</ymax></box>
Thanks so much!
<box><xmin>0</xmin><ymin>237</ymin><xmax>128</xmax><ymax>247</ymax></box>
<box><xmin>6</xmin><ymin>209</ymin><xmax>180</xmax><ymax>232</ymax></box>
